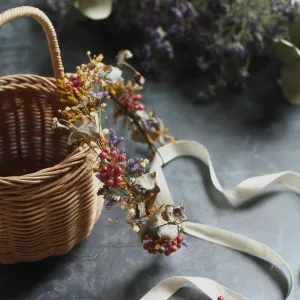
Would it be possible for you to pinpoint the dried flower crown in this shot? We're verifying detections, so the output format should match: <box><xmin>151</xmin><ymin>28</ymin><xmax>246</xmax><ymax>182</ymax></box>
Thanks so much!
<box><xmin>52</xmin><ymin>50</ymin><xmax>187</xmax><ymax>255</ymax></box>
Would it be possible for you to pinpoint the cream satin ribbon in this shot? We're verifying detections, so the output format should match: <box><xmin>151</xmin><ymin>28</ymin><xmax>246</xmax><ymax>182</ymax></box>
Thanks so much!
<box><xmin>141</xmin><ymin>140</ymin><xmax>295</xmax><ymax>300</ymax></box>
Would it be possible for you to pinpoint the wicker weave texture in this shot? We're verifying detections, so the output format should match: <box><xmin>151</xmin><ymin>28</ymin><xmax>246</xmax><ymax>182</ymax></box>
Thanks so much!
<box><xmin>0</xmin><ymin>7</ymin><xmax>103</xmax><ymax>264</ymax></box>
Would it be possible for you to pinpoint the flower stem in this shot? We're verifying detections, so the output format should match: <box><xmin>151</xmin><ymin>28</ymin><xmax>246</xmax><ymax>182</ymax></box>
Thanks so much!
<box><xmin>111</xmin><ymin>95</ymin><xmax>164</xmax><ymax>162</ymax></box>
<box><xmin>98</xmin><ymin>110</ymin><xmax>102</xmax><ymax>133</ymax></box>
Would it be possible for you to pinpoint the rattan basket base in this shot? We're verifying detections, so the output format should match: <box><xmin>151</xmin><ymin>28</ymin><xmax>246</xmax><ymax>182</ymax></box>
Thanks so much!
<box><xmin>0</xmin><ymin>75</ymin><xmax>103</xmax><ymax>264</ymax></box>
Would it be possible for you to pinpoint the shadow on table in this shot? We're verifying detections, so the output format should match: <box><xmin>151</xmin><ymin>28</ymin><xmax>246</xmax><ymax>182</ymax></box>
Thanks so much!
<box><xmin>120</xmin><ymin>252</ymin><xmax>289</xmax><ymax>299</ymax></box>
<box><xmin>122</xmin><ymin>258</ymin><xmax>163</xmax><ymax>299</ymax></box>
<box><xmin>0</xmin><ymin>256</ymin><xmax>61</xmax><ymax>299</ymax></box>
<box><xmin>121</xmin><ymin>256</ymin><xmax>211</xmax><ymax>300</ymax></box>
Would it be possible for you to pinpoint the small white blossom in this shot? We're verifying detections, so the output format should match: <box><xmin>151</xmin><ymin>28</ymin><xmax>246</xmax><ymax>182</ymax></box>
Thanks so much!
<box><xmin>128</xmin><ymin>208</ymin><xmax>136</xmax><ymax>218</ymax></box>
<box><xmin>102</xmin><ymin>128</ymin><xmax>109</xmax><ymax>135</ymax></box>
<box><xmin>106</xmin><ymin>67</ymin><xmax>123</xmax><ymax>83</ymax></box>
<box><xmin>129</xmin><ymin>178</ymin><xmax>136</xmax><ymax>184</ymax></box>
<box><xmin>131</xmin><ymin>222</ymin><xmax>140</xmax><ymax>232</ymax></box>
<box><xmin>140</xmin><ymin>159</ymin><xmax>149</xmax><ymax>168</ymax></box>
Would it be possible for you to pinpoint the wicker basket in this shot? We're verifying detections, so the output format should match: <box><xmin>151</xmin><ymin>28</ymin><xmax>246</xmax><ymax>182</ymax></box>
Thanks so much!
<box><xmin>0</xmin><ymin>6</ymin><xmax>103</xmax><ymax>264</ymax></box>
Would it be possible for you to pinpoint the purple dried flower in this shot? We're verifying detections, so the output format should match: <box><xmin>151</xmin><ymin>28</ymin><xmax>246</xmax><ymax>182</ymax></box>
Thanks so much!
<box><xmin>224</xmin><ymin>43</ymin><xmax>246</xmax><ymax>60</ymax></box>
<box><xmin>182</xmin><ymin>241</ymin><xmax>188</xmax><ymax>247</ymax></box>
<box><xmin>135</xmin><ymin>185</ymin><xmax>142</xmax><ymax>191</ymax></box>
<box><xmin>48</xmin><ymin>0</ymin><xmax>300</xmax><ymax>97</ymax></box>
<box><xmin>143</xmin><ymin>119</ymin><xmax>159</xmax><ymax>130</ymax></box>
<box><xmin>186</xmin><ymin>2</ymin><xmax>197</xmax><ymax>17</ymax></box>
<box><xmin>127</xmin><ymin>157</ymin><xmax>144</xmax><ymax>173</ymax></box>
<box><xmin>171</xmin><ymin>7</ymin><xmax>183</xmax><ymax>20</ymax></box>
<box><xmin>91</xmin><ymin>90</ymin><xmax>110</xmax><ymax>101</ymax></box>
<box><xmin>106</xmin><ymin>196</ymin><xmax>119</xmax><ymax>210</ymax></box>
<box><xmin>108</xmin><ymin>129</ymin><xmax>124</xmax><ymax>147</ymax></box>
<box><xmin>131</xmin><ymin>164</ymin><xmax>143</xmax><ymax>172</ymax></box>
<box><xmin>98</xmin><ymin>69</ymin><xmax>105</xmax><ymax>76</ymax></box>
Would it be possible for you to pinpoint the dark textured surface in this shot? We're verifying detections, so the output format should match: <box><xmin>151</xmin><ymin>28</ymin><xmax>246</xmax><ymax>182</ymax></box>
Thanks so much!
<box><xmin>0</xmin><ymin>1</ymin><xmax>300</xmax><ymax>299</ymax></box>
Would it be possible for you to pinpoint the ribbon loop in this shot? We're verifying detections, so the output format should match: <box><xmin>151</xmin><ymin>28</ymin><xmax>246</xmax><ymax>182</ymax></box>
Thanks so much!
<box><xmin>144</xmin><ymin>140</ymin><xmax>295</xmax><ymax>299</ymax></box>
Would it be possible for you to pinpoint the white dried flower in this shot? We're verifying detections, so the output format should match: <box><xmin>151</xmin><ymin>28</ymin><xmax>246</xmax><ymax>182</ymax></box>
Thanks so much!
<box><xmin>140</xmin><ymin>159</ymin><xmax>149</xmax><ymax>168</ymax></box>
<box><xmin>116</xmin><ymin>49</ymin><xmax>133</xmax><ymax>65</ymax></box>
<box><xmin>128</xmin><ymin>208</ymin><xmax>136</xmax><ymax>218</ymax></box>
<box><xmin>102</xmin><ymin>128</ymin><xmax>109</xmax><ymax>135</ymax></box>
<box><xmin>131</xmin><ymin>222</ymin><xmax>140</xmax><ymax>232</ymax></box>
<box><xmin>129</xmin><ymin>178</ymin><xmax>136</xmax><ymax>184</ymax></box>
<box><xmin>106</xmin><ymin>67</ymin><xmax>123</xmax><ymax>83</ymax></box>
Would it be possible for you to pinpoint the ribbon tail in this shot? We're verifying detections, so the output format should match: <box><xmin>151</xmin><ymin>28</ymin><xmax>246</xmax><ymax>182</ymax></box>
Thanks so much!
<box><xmin>152</xmin><ymin>140</ymin><xmax>300</xmax><ymax>207</ymax></box>
<box><xmin>140</xmin><ymin>276</ymin><xmax>248</xmax><ymax>300</ymax></box>
<box><xmin>183</xmin><ymin>221</ymin><xmax>294</xmax><ymax>299</ymax></box>
<box><xmin>146</xmin><ymin>140</ymin><xmax>294</xmax><ymax>299</ymax></box>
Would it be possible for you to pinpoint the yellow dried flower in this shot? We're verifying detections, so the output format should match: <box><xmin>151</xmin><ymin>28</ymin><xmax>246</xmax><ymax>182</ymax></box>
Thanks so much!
<box><xmin>166</xmin><ymin>135</ymin><xmax>176</xmax><ymax>144</ymax></box>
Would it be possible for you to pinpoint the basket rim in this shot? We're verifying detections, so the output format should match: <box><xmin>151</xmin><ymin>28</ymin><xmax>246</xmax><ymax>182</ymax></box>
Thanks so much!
<box><xmin>0</xmin><ymin>74</ymin><xmax>57</xmax><ymax>91</ymax></box>
<box><xmin>0</xmin><ymin>145</ymin><xmax>89</xmax><ymax>182</ymax></box>
<box><xmin>0</xmin><ymin>74</ymin><xmax>90</xmax><ymax>183</ymax></box>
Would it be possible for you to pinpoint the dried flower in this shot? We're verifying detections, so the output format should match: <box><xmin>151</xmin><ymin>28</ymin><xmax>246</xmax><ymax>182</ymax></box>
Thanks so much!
<box><xmin>108</xmin><ymin>129</ymin><xmax>124</xmax><ymax>147</ymax></box>
<box><xmin>138</xmin><ymin>205</ymin><xmax>188</xmax><ymax>242</ymax></box>
<box><xmin>102</xmin><ymin>128</ymin><xmax>109</xmax><ymax>135</ymax></box>
<box><xmin>116</xmin><ymin>49</ymin><xmax>133</xmax><ymax>65</ymax></box>
<box><xmin>106</xmin><ymin>66</ymin><xmax>123</xmax><ymax>83</ymax></box>
<box><xmin>53</xmin><ymin>48</ymin><xmax>182</xmax><ymax>257</ymax></box>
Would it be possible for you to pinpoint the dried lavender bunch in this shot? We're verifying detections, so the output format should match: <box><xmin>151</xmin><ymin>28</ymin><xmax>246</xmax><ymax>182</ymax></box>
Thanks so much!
<box><xmin>47</xmin><ymin>0</ymin><xmax>300</xmax><ymax>98</ymax></box>
<box><xmin>111</xmin><ymin>0</ymin><xmax>300</xmax><ymax>98</ymax></box>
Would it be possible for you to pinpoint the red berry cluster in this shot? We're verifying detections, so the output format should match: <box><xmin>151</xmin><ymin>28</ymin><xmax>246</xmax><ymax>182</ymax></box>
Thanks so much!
<box><xmin>217</xmin><ymin>297</ymin><xmax>224</xmax><ymax>300</ymax></box>
<box><xmin>99</xmin><ymin>147</ymin><xmax>125</xmax><ymax>187</ymax></box>
<box><xmin>142</xmin><ymin>234</ymin><xmax>185</xmax><ymax>256</ymax></box>
<box><xmin>120</xmin><ymin>91</ymin><xmax>144</xmax><ymax>112</ymax></box>
<box><xmin>67</xmin><ymin>74</ymin><xmax>84</xmax><ymax>93</ymax></box>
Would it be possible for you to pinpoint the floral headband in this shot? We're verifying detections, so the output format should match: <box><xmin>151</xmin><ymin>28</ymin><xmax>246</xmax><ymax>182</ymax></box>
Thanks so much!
<box><xmin>53</xmin><ymin>50</ymin><xmax>186</xmax><ymax>256</ymax></box>
<box><xmin>53</xmin><ymin>49</ymin><xmax>297</xmax><ymax>299</ymax></box>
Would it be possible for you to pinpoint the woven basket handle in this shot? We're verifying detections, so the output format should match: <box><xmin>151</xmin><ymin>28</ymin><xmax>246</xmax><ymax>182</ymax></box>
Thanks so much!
<box><xmin>0</xmin><ymin>6</ymin><xmax>64</xmax><ymax>80</ymax></box>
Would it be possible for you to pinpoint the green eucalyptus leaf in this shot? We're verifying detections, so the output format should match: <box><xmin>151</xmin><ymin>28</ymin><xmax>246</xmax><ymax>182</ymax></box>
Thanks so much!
<box><xmin>74</xmin><ymin>0</ymin><xmax>113</xmax><ymax>20</ymax></box>
<box><xmin>274</xmin><ymin>39</ymin><xmax>300</xmax><ymax>64</ymax></box>
<box><xmin>289</xmin><ymin>18</ymin><xmax>300</xmax><ymax>50</ymax></box>
<box><xmin>135</xmin><ymin>172</ymin><xmax>156</xmax><ymax>191</ymax></box>
<box><xmin>281</xmin><ymin>62</ymin><xmax>300</xmax><ymax>104</ymax></box>
<box><xmin>67</xmin><ymin>120</ymin><xmax>99</xmax><ymax>145</ymax></box>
